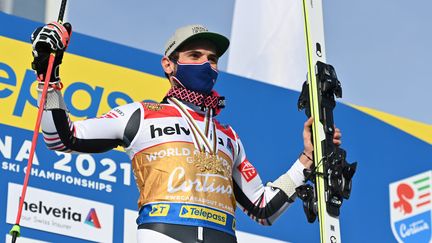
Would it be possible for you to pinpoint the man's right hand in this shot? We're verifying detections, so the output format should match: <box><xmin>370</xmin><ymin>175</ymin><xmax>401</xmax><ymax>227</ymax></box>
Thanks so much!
<box><xmin>31</xmin><ymin>22</ymin><xmax>72</xmax><ymax>85</ymax></box>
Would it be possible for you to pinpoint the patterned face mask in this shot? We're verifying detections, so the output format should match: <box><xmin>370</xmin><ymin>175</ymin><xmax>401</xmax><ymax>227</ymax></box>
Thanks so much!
<box><xmin>172</xmin><ymin>61</ymin><xmax>218</xmax><ymax>95</ymax></box>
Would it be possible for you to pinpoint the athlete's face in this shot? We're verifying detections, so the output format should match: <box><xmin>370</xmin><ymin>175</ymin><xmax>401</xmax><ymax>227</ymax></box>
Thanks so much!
<box><xmin>176</xmin><ymin>39</ymin><xmax>219</xmax><ymax>70</ymax></box>
<box><xmin>161</xmin><ymin>39</ymin><xmax>219</xmax><ymax>77</ymax></box>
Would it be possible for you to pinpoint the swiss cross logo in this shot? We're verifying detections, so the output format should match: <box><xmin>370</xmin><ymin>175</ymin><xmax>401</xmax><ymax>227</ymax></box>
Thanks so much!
<box><xmin>237</xmin><ymin>160</ymin><xmax>257</xmax><ymax>182</ymax></box>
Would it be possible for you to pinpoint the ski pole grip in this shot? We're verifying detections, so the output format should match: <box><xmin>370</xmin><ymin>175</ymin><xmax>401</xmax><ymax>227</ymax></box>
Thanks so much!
<box><xmin>57</xmin><ymin>0</ymin><xmax>68</xmax><ymax>22</ymax></box>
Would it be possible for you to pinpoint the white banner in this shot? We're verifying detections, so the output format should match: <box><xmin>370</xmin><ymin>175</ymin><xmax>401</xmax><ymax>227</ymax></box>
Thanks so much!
<box><xmin>5</xmin><ymin>234</ymin><xmax>49</xmax><ymax>243</ymax></box>
<box><xmin>227</xmin><ymin>0</ymin><xmax>306</xmax><ymax>91</ymax></box>
<box><xmin>6</xmin><ymin>183</ymin><xmax>114</xmax><ymax>243</ymax></box>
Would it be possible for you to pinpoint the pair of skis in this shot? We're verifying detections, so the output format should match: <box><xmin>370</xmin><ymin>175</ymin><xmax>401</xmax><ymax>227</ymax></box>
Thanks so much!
<box><xmin>296</xmin><ymin>1</ymin><xmax>357</xmax><ymax>243</ymax></box>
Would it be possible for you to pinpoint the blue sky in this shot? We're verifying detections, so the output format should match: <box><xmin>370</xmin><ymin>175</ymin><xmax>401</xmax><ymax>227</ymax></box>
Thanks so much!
<box><xmin>324</xmin><ymin>0</ymin><xmax>432</xmax><ymax>124</ymax></box>
<box><xmin>67</xmin><ymin>0</ymin><xmax>431</xmax><ymax>124</ymax></box>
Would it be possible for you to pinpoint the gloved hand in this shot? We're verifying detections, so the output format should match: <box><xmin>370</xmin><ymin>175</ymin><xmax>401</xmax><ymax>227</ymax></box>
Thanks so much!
<box><xmin>31</xmin><ymin>22</ymin><xmax>72</xmax><ymax>86</ymax></box>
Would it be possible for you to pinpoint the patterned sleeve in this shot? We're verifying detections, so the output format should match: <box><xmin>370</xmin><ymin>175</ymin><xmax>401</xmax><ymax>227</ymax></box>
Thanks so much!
<box><xmin>40</xmin><ymin>90</ymin><xmax>143</xmax><ymax>153</ymax></box>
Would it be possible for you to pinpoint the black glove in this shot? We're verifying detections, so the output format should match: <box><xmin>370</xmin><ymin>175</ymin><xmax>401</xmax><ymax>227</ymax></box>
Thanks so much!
<box><xmin>31</xmin><ymin>22</ymin><xmax>72</xmax><ymax>85</ymax></box>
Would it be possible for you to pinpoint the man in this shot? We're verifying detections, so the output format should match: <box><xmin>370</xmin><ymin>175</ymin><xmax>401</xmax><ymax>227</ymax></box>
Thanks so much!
<box><xmin>31</xmin><ymin>23</ymin><xmax>341</xmax><ymax>242</ymax></box>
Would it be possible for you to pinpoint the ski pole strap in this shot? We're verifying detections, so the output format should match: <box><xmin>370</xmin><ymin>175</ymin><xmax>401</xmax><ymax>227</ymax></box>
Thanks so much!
<box><xmin>165</xmin><ymin>86</ymin><xmax>225</xmax><ymax>111</ymax></box>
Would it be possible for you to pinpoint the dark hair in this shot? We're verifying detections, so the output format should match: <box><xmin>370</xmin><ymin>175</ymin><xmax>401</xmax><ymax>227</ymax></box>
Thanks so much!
<box><xmin>164</xmin><ymin>51</ymin><xmax>179</xmax><ymax>79</ymax></box>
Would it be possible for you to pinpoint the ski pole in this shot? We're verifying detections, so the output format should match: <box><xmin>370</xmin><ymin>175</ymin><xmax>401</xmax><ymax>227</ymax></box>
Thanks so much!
<box><xmin>9</xmin><ymin>1</ymin><xmax>68</xmax><ymax>242</ymax></box>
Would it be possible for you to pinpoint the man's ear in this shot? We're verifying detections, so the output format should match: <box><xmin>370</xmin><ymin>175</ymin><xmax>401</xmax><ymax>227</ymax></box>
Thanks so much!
<box><xmin>161</xmin><ymin>56</ymin><xmax>174</xmax><ymax>75</ymax></box>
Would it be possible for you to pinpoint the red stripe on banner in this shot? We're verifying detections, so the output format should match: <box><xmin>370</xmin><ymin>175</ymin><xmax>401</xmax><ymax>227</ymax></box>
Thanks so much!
<box><xmin>418</xmin><ymin>192</ymin><xmax>430</xmax><ymax>199</ymax></box>
<box><xmin>416</xmin><ymin>200</ymin><xmax>430</xmax><ymax>208</ymax></box>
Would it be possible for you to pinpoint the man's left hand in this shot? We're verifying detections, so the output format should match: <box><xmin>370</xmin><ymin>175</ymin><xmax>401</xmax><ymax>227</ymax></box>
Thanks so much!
<box><xmin>299</xmin><ymin>117</ymin><xmax>342</xmax><ymax>169</ymax></box>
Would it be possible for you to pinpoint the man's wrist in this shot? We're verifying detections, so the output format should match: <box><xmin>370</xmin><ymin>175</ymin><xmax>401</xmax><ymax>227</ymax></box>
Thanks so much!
<box><xmin>299</xmin><ymin>151</ymin><xmax>313</xmax><ymax>169</ymax></box>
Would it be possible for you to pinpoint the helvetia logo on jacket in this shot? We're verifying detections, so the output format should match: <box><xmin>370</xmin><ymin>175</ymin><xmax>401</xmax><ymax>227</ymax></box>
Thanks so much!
<box><xmin>389</xmin><ymin>171</ymin><xmax>431</xmax><ymax>243</ymax></box>
<box><xmin>85</xmin><ymin>208</ymin><xmax>101</xmax><ymax>228</ymax></box>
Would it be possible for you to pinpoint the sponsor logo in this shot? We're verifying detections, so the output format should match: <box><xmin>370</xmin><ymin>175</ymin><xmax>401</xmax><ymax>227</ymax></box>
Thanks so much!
<box><xmin>191</xmin><ymin>26</ymin><xmax>207</xmax><ymax>34</ymax></box>
<box><xmin>113</xmin><ymin>108</ymin><xmax>125</xmax><ymax>116</ymax></box>
<box><xmin>7</xmin><ymin>183</ymin><xmax>113</xmax><ymax>242</ymax></box>
<box><xmin>237</xmin><ymin>160</ymin><xmax>257</xmax><ymax>182</ymax></box>
<box><xmin>85</xmin><ymin>208</ymin><xmax>101</xmax><ymax>228</ymax></box>
<box><xmin>166</xmin><ymin>41</ymin><xmax>176</xmax><ymax>53</ymax></box>
<box><xmin>167</xmin><ymin>167</ymin><xmax>232</xmax><ymax>195</ymax></box>
<box><xmin>150</xmin><ymin>124</ymin><xmax>190</xmax><ymax>138</ymax></box>
<box><xmin>179</xmin><ymin>205</ymin><xmax>226</xmax><ymax>225</ymax></box>
<box><xmin>389</xmin><ymin>171</ymin><xmax>431</xmax><ymax>243</ymax></box>
<box><xmin>23</xmin><ymin>200</ymin><xmax>81</xmax><ymax>222</ymax></box>
<box><xmin>149</xmin><ymin>204</ymin><xmax>170</xmax><ymax>217</ymax></box>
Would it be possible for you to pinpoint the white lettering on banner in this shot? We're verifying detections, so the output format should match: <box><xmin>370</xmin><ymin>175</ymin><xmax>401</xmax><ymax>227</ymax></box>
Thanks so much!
<box><xmin>0</xmin><ymin>135</ymin><xmax>132</xmax><ymax>189</ymax></box>
<box><xmin>146</xmin><ymin>148</ymin><xmax>191</xmax><ymax>162</ymax></box>
<box><xmin>2</xmin><ymin>161</ymin><xmax>20</xmax><ymax>172</ymax></box>
<box><xmin>15</xmin><ymin>140</ymin><xmax>39</xmax><ymax>165</ymax></box>
<box><xmin>1</xmin><ymin>159</ymin><xmax>114</xmax><ymax>193</ymax></box>
<box><xmin>53</xmin><ymin>152</ymin><xmax>131</xmax><ymax>186</ymax></box>
<box><xmin>167</xmin><ymin>167</ymin><xmax>233</xmax><ymax>195</ymax></box>
<box><xmin>22</xmin><ymin>166</ymin><xmax>113</xmax><ymax>193</ymax></box>
<box><xmin>6</xmin><ymin>183</ymin><xmax>114</xmax><ymax>243</ymax></box>
<box><xmin>0</xmin><ymin>135</ymin><xmax>12</xmax><ymax>159</ymax></box>
<box><xmin>399</xmin><ymin>220</ymin><xmax>430</xmax><ymax>238</ymax></box>
<box><xmin>0</xmin><ymin>136</ymin><xmax>39</xmax><ymax>165</ymax></box>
